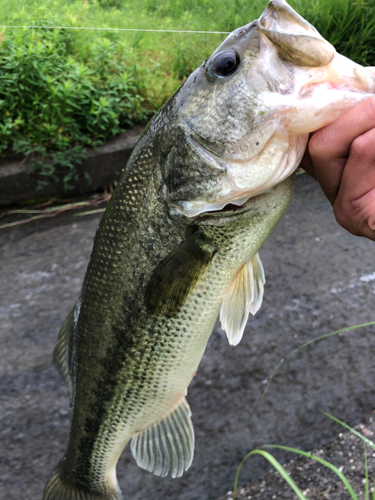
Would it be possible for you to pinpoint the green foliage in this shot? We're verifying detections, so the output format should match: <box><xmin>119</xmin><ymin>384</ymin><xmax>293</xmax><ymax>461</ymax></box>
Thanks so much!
<box><xmin>0</xmin><ymin>5</ymin><xmax>145</xmax><ymax>185</ymax></box>
<box><xmin>97</xmin><ymin>0</ymin><xmax>124</xmax><ymax>8</ymax></box>
<box><xmin>0</xmin><ymin>13</ymin><xmax>145</xmax><ymax>146</ymax></box>
<box><xmin>139</xmin><ymin>0</ymin><xmax>264</xmax><ymax>31</ymax></box>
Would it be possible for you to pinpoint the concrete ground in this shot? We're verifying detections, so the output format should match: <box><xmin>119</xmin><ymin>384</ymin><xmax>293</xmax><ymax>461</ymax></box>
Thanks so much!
<box><xmin>1</xmin><ymin>174</ymin><xmax>374</xmax><ymax>500</ymax></box>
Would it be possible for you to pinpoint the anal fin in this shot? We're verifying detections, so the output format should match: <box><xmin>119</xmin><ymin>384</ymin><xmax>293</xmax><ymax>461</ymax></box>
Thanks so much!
<box><xmin>220</xmin><ymin>252</ymin><xmax>265</xmax><ymax>346</ymax></box>
<box><xmin>130</xmin><ymin>397</ymin><xmax>194</xmax><ymax>478</ymax></box>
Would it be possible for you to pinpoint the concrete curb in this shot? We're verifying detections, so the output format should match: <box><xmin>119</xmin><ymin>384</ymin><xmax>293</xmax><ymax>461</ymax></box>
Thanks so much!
<box><xmin>0</xmin><ymin>123</ymin><xmax>146</xmax><ymax>206</ymax></box>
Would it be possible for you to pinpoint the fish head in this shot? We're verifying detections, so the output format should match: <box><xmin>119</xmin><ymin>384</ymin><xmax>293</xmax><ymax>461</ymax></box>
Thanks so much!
<box><xmin>162</xmin><ymin>0</ymin><xmax>375</xmax><ymax>218</ymax></box>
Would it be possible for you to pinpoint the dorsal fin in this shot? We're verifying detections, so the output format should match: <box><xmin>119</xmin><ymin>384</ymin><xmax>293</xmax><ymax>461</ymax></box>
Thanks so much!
<box><xmin>220</xmin><ymin>253</ymin><xmax>265</xmax><ymax>346</ymax></box>
<box><xmin>53</xmin><ymin>299</ymin><xmax>81</xmax><ymax>404</ymax></box>
<box><xmin>130</xmin><ymin>396</ymin><xmax>194</xmax><ymax>478</ymax></box>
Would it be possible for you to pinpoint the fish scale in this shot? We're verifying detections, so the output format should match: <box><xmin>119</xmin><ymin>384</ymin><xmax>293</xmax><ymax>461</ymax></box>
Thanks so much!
<box><xmin>63</xmin><ymin>148</ymin><xmax>174</xmax><ymax>482</ymax></box>
<box><xmin>56</xmin><ymin>159</ymin><xmax>295</xmax><ymax>497</ymax></box>
<box><xmin>43</xmin><ymin>1</ymin><xmax>375</xmax><ymax>498</ymax></box>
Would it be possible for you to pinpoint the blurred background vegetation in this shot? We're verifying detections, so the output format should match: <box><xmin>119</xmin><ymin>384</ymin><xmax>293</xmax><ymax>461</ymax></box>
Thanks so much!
<box><xmin>0</xmin><ymin>0</ymin><xmax>375</xmax><ymax>187</ymax></box>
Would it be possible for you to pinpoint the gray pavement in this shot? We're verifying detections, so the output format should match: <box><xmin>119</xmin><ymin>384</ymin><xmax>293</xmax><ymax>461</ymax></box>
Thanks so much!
<box><xmin>1</xmin><ymin>174</ymin><xmax>374</xmax><ymax>500</ymax></box>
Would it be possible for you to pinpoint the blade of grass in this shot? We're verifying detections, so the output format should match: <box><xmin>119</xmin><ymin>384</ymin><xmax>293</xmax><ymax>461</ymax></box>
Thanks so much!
<box><xmin>74</xmin><ymin>208</ymin><xmax>106</xmax><ymax>216</ymax></box>
<box><xmin>0</xmin><ymin>210</ymin><xmax>70</xmax><ymax>229</ymax></box>
<box><xmin>321</xmin><ymin>412</ymin><xmax>375</xmax><ymax>450</ymax></box>
<box><xmin>0</xmin><ymin>196</ymin><xmax>111</xmax><ymax>229</ymax></box>
<box><xmin>233</xmin><ymin>449</ymin><xmax>307</xmax><ymax>500</ymax></box>
<box><xmin>262</xmin><ymin>322</ymin><xmax>375</xmax><ymax>400</ymax></box>
<box><xmin>321</xmin><ymin>411</ymin><xmax>375</xmax><ymax>500</ymax></box>
<box><xmin>365</xmin><ymin>443</ymin><xmax>369</xmax><ymax>500</ymax></box>
<box><xmin>262</xmin><ymin>445</ymin><xmax>358</xmax><ymax>500</ymax></box>
<box><xmin>2</xmin><ymin>196</ymin><xmax>111</xmax><ymax>215</ymax></box>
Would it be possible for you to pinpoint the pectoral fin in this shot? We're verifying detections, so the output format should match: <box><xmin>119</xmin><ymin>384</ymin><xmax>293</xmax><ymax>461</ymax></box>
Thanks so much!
<box><xmin>130</xmin><ymin>397</ymin><xmax>194</xmax><ymax>478</ymax></box>
<box><xmin>144</xmin><ymin>233</ymin><xmax>215</xmax><ymax>318</ymax></box>
<box><xmin>220</xmin><ymin>253</ymin><xmax>265</xmax><ymax>346</ymax></box>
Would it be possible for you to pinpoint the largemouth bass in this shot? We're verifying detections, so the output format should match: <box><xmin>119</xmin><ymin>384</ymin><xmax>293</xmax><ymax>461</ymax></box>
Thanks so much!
<box><xmin>43</xmin><ymin>1</ymin><xmax>375</xmax><ymax>498</ymax></box>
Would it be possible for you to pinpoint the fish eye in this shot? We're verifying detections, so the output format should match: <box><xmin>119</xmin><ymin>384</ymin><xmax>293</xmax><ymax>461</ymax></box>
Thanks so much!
<box><xmin>212</xmin><ymin>51</ymin><xmax>240</xmax><ymax>77</ymax></box>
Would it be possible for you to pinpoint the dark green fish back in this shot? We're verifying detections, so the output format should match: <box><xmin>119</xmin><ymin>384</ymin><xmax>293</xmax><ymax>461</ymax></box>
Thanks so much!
<box><xmin>56</xmin><ymin>130</ymin><xmax>188</xmax><ymax>491</ymax></box>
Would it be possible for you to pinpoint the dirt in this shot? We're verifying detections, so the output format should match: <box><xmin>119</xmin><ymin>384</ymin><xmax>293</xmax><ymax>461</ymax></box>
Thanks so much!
<box><xmin>1</xmin><ymin>174</ymin><xmax>375</xmax><ymax>500</ymax></box>
<box><xmin>218</xmin><ymin>415</ymin><xmax>375</xmax><ymax>500</ymax></box>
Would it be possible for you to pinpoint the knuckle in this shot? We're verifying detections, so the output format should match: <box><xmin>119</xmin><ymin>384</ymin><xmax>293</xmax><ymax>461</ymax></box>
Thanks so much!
<box><xmin>333</xmin><ymin>204</ymin><xmax>347</xmax><ymax>230</ymax></box>
<box><xmin>350</xmin><ymin>126</ymin><xmax>375</xmax><ymax>165</ymax></box>
<box><xmin>368</xmin><ymin>215</ymin><xmax>375</xmax><ymax>231</ymax></box>
<box><xmin>350</xmin><ymin>134</ymin><xmax>369</xmax><ymax>160</ymax></box>
<box><xmin>334</xmin><ymin>186</ymin><xmax>375</xmax><ymax>239</ymax></box>
<box><xmin>333</xmin><ymin>199</ymin><xmax>361</xmax><ymax>236</ymax></box>
<box><xmin>308</xmin><ymin>131</ymin><xmax>328</xmax><ymax>161</ymax></box>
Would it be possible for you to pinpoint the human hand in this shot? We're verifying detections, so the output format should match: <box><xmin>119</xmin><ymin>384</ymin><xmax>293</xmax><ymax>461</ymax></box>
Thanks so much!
<box><xmin>301</xmin><ymin>88</ymin><xmax>375</xmax><ymax>241</ymax></box>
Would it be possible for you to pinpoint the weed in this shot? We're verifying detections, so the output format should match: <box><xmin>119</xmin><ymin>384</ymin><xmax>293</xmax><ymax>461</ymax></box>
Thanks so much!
<box><xmin>233</xmin><ymin>322</ymin><xmax>375</xmax><ymax>500</ymax></box>
<box><xmin>233</xmin><ymin>412</ymin><xmax>375</xmax><ymax>500</ymax></box>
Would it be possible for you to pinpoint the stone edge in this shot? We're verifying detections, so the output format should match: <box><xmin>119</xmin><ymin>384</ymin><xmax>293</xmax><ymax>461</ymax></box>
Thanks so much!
<box><xmin>0</xmin><ymin>123</ymin><xmax>146</xmax><ymax>206</ymax></box>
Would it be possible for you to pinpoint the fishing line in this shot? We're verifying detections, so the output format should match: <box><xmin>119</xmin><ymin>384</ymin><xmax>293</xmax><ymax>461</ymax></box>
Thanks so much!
<box><xmin>0</xmin><ymin>25</ymin><xmax>230</xmax><ymax>34</ymax></box>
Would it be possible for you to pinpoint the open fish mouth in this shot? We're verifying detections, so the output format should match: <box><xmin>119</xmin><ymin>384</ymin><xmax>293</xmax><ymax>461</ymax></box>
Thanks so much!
<box><xmin>196</xmin><ymin>187</ymin><xmax>278</xmax><ymax>220</ymax></box>
<box><xmin>198</xmin><ymin>202</ymin><xmax>249</xmax><ymax>219</ymax></box>
<box><xmin>173</xmin><ymin>106</ymin><xmax>308</xmax><ymax>220</ymax></box>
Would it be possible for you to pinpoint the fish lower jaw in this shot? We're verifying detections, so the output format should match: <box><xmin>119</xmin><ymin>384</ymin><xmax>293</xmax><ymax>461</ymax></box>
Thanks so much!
<box><xmin>176</xmin><ymin>165</ymin><xmax>299</xmax><ymax>220</ymax></box>
<box><xmin>174</xmin><ymin>137</ymin><xmax>305</xmax><ymax>220</ymax></box>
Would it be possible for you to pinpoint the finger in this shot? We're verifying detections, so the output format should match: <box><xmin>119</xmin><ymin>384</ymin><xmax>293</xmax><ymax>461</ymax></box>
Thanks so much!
<box><xmin>308</xmin><ymin>96</ymin><xmax>375</xmax><ymax>203</ymax></box>
<box><xmin>334</xmin><ymin>126</ymin><xmax>375</xmax><ymax>240</ymax></box>
<box><xmin>299</xmin><ymin>132</ymin><xmax>316</xmax><ymax>179</ymax></box>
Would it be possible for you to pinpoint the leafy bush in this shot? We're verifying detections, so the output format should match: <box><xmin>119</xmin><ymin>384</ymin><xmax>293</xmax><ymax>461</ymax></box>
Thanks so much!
<box><xmin>0</xmin><ymin>6</ymin><xmax>146</xmax><ymax>187</ymax></box>
<box><xmin>97</xmin><ymin>0</ymin><xmax>124</xmax><ymax>8</ymax></box>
